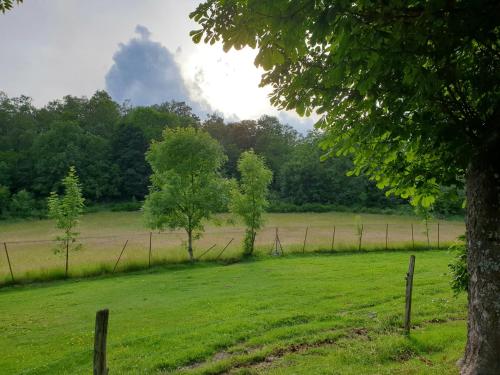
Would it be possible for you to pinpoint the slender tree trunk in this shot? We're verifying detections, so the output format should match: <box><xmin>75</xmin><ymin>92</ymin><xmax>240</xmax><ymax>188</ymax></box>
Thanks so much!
<box><xmin>251</xmin><ymin>228</ymin><xmax>256</xmax><ymax>254</ymax></box>
<box><xmin>461</xmin><ymin>156</ymin><xmax>500</xmax><ymax>374</ymax></box>
<box><xmin>187</xmin><ymin>229</ymin><xmax>194</xmax><ymax>262</ymax></box>
<box><xmin>65</xmin><ymin>238</ymin><xmax>69</xmax><ymax>278</ymax></box>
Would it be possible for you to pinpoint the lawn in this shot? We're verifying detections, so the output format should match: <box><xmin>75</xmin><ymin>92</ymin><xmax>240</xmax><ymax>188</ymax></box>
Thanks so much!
<box><xmin>0</xmin><ymin>250</ymin><xmax>467</xmax><ymax>374</ymax></box>
<box><xmin>0</xmin><ymin>211</ymin><xmax>465</xmax><ymax>285</ymax></box>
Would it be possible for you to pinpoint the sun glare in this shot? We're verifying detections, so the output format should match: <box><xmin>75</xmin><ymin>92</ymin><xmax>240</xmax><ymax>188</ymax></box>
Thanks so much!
<box><xmin>182</xmin><ymin>43</ymin><xmax>274</xmax><ymax>119</ymax></box>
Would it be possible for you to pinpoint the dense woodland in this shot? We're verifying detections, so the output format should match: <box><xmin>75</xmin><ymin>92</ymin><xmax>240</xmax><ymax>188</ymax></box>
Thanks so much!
<box><xmin>0</xmin><ymin>91</ymin><xmax>461</xmax><ymax>219</ymax></box>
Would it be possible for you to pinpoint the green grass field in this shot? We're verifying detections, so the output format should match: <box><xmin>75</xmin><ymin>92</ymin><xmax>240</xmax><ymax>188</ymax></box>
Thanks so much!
<box><xmin>0</xmin><ymin>211</ymin><xmax>464</xmax><ymax>285</ymax></box>
<box><xmin>0</xmin><ymin>250</ymin><xmax>466</xmax><ymax>374</ymax></box>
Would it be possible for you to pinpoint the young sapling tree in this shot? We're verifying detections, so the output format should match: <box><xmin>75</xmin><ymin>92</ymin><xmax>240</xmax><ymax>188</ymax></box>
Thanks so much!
<box><xmin>47</xmin><ymin>166</ymin><xmax>85</xmax><ymax>276</ymax></box>
<box><xmin>230</xmin><ymin>150</ymin><xmax>272</xmax><ymax>256</ymax></box>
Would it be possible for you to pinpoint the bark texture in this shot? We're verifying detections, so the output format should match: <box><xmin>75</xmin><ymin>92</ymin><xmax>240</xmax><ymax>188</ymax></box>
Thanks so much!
<box><xmin>462</xmin><ymin>156</ymin><xmax>500</xmax><ymax>374</ymax></box>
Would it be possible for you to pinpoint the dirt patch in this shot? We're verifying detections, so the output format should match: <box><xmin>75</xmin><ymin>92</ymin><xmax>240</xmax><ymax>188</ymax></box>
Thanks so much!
<box><xmin>214</xmin><ymin>351</ymin><xmax>231</xmax><ymax>361</ymax></box>
<box><xmin>349</xmin><ymin>327</ymin><xmax>369</xmax><ymax>338</ymax></box>
<box><xmin>176</xmin><ymin>328</ymin><xmax>369</xmax><ymax>374</ymax></box>
<box><xmin>226</xmin><ymin>329</ymin><xmax>371</xmax><ymax>374</ymax></box>
<box><xmin>418</xmin><ymin>356</ymin><xmax>434</xmax><ymax>366</ymax></box>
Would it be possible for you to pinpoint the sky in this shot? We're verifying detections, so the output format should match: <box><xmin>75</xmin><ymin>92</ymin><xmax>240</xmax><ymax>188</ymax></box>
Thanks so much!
<box><xmin>0</xmin><ymin>0</ymin><xmax>315</xmax><ymax>132</ymax></box>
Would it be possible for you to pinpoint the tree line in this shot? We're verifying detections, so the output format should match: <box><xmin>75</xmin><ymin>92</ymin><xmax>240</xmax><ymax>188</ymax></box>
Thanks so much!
<box><xmin>0</xmin><ymin>91</ymin><xmax>461</xmax><ymax>219</ymax></box>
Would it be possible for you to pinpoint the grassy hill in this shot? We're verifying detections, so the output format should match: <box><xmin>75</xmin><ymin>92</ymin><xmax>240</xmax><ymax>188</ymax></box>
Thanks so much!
<box><xmin>0</xmin><ymin>250</ymin><xmax>466</xmax><ymax>374</ymax></box>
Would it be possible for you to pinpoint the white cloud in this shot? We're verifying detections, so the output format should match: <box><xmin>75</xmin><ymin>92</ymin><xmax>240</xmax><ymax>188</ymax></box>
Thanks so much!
<box><xmin>0</xmin><ymin>0</ymin><xmax>315</xmax><ymax>131</ymax></box>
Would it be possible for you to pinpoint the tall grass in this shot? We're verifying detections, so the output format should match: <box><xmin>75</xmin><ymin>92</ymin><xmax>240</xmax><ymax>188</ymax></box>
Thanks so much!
<box><xmin>0</xmin><ymin>240</ymin><xmax>456</xmax><ymax>287</ymax></box>
<box><xmin>0</xmin><ymin>211</ymin><xmax>464</xmax><ymax>286</ymax></box>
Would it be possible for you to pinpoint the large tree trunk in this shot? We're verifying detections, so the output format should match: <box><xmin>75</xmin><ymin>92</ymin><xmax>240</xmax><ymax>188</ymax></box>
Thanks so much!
<box><xmin>461</xmin><ymin>156</ymin><xmax>500</xmax><ymax>374</ymax></box>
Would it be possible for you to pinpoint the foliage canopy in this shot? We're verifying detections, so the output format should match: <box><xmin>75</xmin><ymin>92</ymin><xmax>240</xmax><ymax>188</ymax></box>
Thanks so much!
<box><xmin>143</xmin><ymin>127</ymin><xmax>229</xmax><ymax>260</ymax></box>
<box><xmin>191</xmin><ymin>0</ymin><xmax>499</xmax><ymax>206</ymax></box>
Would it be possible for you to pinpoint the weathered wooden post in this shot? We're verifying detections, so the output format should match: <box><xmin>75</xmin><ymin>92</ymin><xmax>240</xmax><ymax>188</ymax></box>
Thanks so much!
<box><xmin>331</xmin><ymin>226</ymin><xmax>336</xmax><ymax>251</ymax></box>
<box><xmin>302</xmin><ymin>226</ymin><xmax>308</xmax><ymax>253</ymax></box>
<box><xmin>404</xmin><ymin>255</ymin><xmax>416</xmax><ymax>335</ymax></box>
<box><xmin>94</xmin><ymin>309</ymin><xmax>109</xmax><ymax>375</ymax></box>
<box><xmin>3</xmin><ymin>242</ymin><xmax>14</xmax><ymax>282</ymax></box>
<box><xmin>275</xmin><ymin>227</ymin><xmax>284</xmax><ymax>255</ymax></box>
<box><xmin>112</xmin><ymin>240</ymin><xmax>129</xmax><ymax>274</ymax></box>
<box><xmin>197</xmin><ymin>244</ymin><xmax>217</xmax><ymax>260</ymax></box>
<box><xmin>215</xmin><ymin>238</ymin><xmax>234</xmax><ymax>260</ymax></box>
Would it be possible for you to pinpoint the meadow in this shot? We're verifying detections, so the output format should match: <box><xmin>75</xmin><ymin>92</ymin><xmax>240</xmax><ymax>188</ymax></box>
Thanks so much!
<box><xmin>0</xmin><ymin>211</ymin><xmax>464</xmax><ymax>285</ymax></box>
<box><xmin>0</xmin><ymin>249</ymin><xmax>466</xmax><ymax>374</ymax></box>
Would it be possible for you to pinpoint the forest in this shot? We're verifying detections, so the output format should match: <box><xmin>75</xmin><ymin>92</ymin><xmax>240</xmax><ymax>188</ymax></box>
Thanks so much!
<box><xmin>0</xmin><ymin>90</ymin><xmax>463</xmax><ymax>219</ymax></box>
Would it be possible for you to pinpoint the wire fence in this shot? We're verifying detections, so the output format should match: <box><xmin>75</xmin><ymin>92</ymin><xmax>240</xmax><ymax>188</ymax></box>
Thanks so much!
<box><xmin>0</xmin><ymin>222</ymin><xmax>464</xmax><ymax>284</ymax></box>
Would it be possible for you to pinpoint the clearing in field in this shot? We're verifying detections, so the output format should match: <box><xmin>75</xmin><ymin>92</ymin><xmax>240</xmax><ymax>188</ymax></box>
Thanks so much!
<box><xmin>0</xmin><ymin>249</ymin><xmax>466</xmax><ymax>374</ymax></box>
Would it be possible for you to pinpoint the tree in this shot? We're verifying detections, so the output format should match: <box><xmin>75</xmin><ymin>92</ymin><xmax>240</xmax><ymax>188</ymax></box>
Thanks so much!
<box><xmin>230</xmin><ymin>150</ymin><xmax>272</xmax><ymax>256</ymax></box>
<box><xmin>80</xmin><ymin>91</ymin><xmax>121</xmax><ymax>138</ymax></box>
<box><xmin>9</xmin><ymin>189</ymin><xmax>37</xmax><ymax>218</ymax></box>
<box><xmin>279</xmin><ymin>132</ymin><xmax>399</xmax><ymax>208</ymax></box>
<box><xmin>202</xmin><ymin>115</ymin><xmax>298</xmax><ymax>188</ymax></box>
<box><xmin>0</xmin><ymin>185</ymin><xmax>9</xmax><ymax>218</ymax></box>
<box><xmin>111</xmin><ymin>123</ymin><xmax>150</xmax><ymax>200</ymax></box>
<box><xmin>143</xmin><ymin>127</ymin><xmax>228</xmax><ymax>261</ymax></box>
<box><xmin>31</xmin><ymin>120</ymin><xmax>118</xmax><ymax>200</ymax></box>
<box><xmin>125</xmin><ymin>104</ymin><xmax>199</xmax><ymax>142</ymax></box>
<box><xmin>0</xmin><ymin>93</ymin><xmax>38</xmax><ymax>194</ymax></box>
<box><xmin>47</xmin><ymin>166</ymin><xmax>85</xmax><ymax>277</ymax></box>
<box><xmin>0</xmin><ymin>0</ymin><xmax>22</xmax><ymax>13</ymax></box>
<box><xmin>191</xmin><ymin>1</ymin><xmax>500</xmax><ymax>371</ymax></box>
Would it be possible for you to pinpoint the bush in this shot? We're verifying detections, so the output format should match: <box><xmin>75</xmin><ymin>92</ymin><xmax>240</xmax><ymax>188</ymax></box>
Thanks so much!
<box><xmin>448</xmin><ymin>235</ymin><xmax>468</xmax><ymax>294</ymax></box>
<box><xmin>110</xmin><ymin>199</ymin><xmax>142</xmax><ymax>212</ymax></box>
<box><xmin>9</xmin><ymin>190</ymin><xmax>41</xmax><ymax>218</ymax></box>
<box><xmin>84</xmin><ymin>200</ymin><xmax>143</xmax><ymax>214</ymax></box>
<box><xmin>267</xmin><ymin>200</ymin><xmax>414</xmax><ymax>215</ymax></box>
<box><xmin>0</xmin><ymin>185</ymin><xmax>10</xmax><ymax>218</ymax></box>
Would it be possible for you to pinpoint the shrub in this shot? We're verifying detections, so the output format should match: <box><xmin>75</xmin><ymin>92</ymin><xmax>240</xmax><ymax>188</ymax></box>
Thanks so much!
<box><xmin>0</xmin><ymin>185</ymin><xmax>10</xmax><ymax>218</ymax></box>
<box><xmin>9</xmin><ymin>189</ymin><xmax>37</xmax><ymax>218</ymax></box>
<box><xmin>449</xmin><ymin>235</ymin><xmax>468</xmax><ymax>294</ymax></box>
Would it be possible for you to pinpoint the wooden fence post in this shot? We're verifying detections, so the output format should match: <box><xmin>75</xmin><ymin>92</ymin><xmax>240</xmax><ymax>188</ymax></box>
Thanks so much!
<box><xmin>112</xmin><ymin>240</ymin><xmax>129</xmax><ymax>274</ymax></box>
<box><xmin>404</xmin><ymin>255</ymin><xmax>416</xmax><ymax>335</ymax></box>
<box><xmin>3</xmin><ymin>242</ymin><xmax>14</xmax><ymax>282</ymax></box>
<box><xmin>148</xmin><ymin>232</ymin><xmax>152</xmax><ymax>268</ymax></box>
<box><xmin>275</xmin><ymin>227</ymin><xmax>284</xmax><ymax>255</ymax></box>
<box><xmin>331</xmin><ymin>226</ymin><xmax>336</xmax><ymax>251</ymax></box>
<box><xmin>302</xmin><ymin>226</ymin><xmax>308</xmax><ymax>253</ymax></box>
<box><xmin>215</xmin><ymin>238</ymin><xmax>234</xmax><ymax>260</ymax></box>
<box><xmin>197</xmin><ymin>244</ymin><xmax>217</xmax><ymax>260</ymax></box>
<box><xmin>93</xmin><ymin>309</ymin><xmax>109</xmax><ymax>375</ymax></box>
<box><xmin>385</xmin><ymin>224</ymin><xmax>389</xmax><ymax>250</ymax></box>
